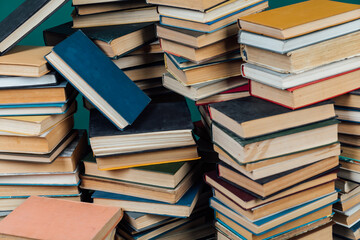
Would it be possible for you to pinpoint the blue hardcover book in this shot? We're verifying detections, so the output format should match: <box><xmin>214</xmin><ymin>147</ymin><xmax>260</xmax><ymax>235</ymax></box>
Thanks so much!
<box><xmin>45</xmin><ymin>30</ymin><xmax>150</xmax><ymax>130</ymax></box>
<box><xmin>92</xmin><ymin>182</ymin><xmax>201</xmax><ymax>218</ymax></box>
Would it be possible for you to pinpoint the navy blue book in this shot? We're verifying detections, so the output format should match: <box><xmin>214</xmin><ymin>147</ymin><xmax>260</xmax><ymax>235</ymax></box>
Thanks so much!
<box><xmin>45</xmin><ymin>30</ymin><xmax>150</xmax><ymax>130</ymax></box>
<box><xmin>92</xmin><ymin>182</ymin><xmax>201</xmax><ymax>218</ymax></box>
<box><xmin>43</xmin><ymin>21</ymin><xmax>157</xmax><ymax>58</ymax></box>
<box><xmin>0</xmin><ymin>0</ymin><xmax>69</xmax><ymax>55</ymax></box>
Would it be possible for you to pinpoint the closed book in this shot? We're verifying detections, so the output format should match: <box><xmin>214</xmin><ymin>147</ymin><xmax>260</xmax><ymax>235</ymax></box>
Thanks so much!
<box><xmin>0</xmin><ymin>196</ymin><xmax>123</xmax><ymax>240</ymax></box>
<box><xmin>0</xmin><ymin>72</ymin><xmax>58</xmax><ymax>89</ymax></box>
<box><xmin>0</xmin><ymin>46</ymin><xmax>52</xmax><ymax>77</ymax></box>
<box><xmin>334</xmin><ymin>89</ymin><xmax>360</xmax><ymax>109</ymax></box>
<box><xmin>147</xmin><ymin>0</ymin><xmax>228</xmax><ymax>12</ymax></box>
<box><xmin>209</xmin><ymin>97</ymin><xmax>335</xmax><ymax>139</ymax></box>
<box><xmin>250</xmin><ymin>67</ymin><xmax>360</xmax><ymax>109</ymax></box>
<box><xmin>89</xmin><ymin>101</ymin><xmax>195</xmax><ymax>156</ymax></box>
<box><xmin>238</xmin><ymin>0</ymin><xmax>360</xmax><ymax>39</ymax></box>
<box><xmin>75</xmin><ymin>1</ymin><xmax>149</xmax><ymax>15</ymax></box>
<box><xmin>44</xmin><ymin>21</ymin><xmax>157</xmax><ymax>58</ymax></box>
<box><xmin>0</xmin><ymin>0</ymin><xmax>68</xmax><ymax>55</ymax></box>
<box><xmin>92</xmin><ymin>182</ymin><xmax>201</xmax><ymax>217</ymax></box>
<box><xmin>238</xmin><ymin>19</ymin><xmax>360</xmax><ymax>54</ymax></box>
<box><xmin>45</xmin><ymin>30</ymin><xmax>150</xmax><ymax>130</ymax></box>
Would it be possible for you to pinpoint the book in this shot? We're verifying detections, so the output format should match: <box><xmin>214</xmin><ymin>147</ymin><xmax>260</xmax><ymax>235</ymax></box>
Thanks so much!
<box><xmin>334</xmin><ymin>89</ymin><xmax>360</xmax><ymax>109</ymax></box>
<box><xmin>334</xmin><ymin>202</ymin><xmax>360</xmax><ymax>227</ymax></box>
<box><xmin>339</xmin><ymin>121</ymin><xmax>360</xmax><ymax>136</ymax></box>
<box><xmin>238</xmin><ymin>19</ymin><xmax>360</xmax><ymax>54</ymax></box>
<box><xmin>157</xmin><ymin>0</ymin><xmax>266</xmax><ymax>23</ymax></box>
<box><xmin>163</xmin><ymin>73</ymin><xmax>247</xmax><ymax>101</ymax></box>
<box><xmin>241</xmin><ymin>31</ymin><xmax>360</xmax><ymax>74</ymax></box>
<box><xmin>75</xmin><ymin>1</ymin><xmax>149</xmax><ymax>15</ymax></box>
<box><xmin>238</xmin><ymin>0</ymin><xmax>360</xmax><ymax>40</ymax></box>
<box><xmin>73</xmin><ymin>0</ymin><xmax>127</xmax><ymax>4</ymax></box>
<box><xmin>45</xmin><ymin>30</ymin><xmax>150</xmax><ymax>130</ymax></box>
<box><xmin>336</xmin><ymin>179</ymin><xmax>359</xmax><ymax>194</ymax></box>
<box><xmin>165</xmin><ymin>52</ymin><xmax>242</xmax><ymax>85</ymax></box>
<box><xmin>340</xmin><ymin>134</ymin><xmax>360</xmax><ymax>147</ymax></box>
<box><xmin>334</xmin><ymin>185</ymin><xmax>360</xmax><ymax>212</ymax></box>
<box><xmin>0</xmin><ymin>195</ymin><xmax>81</xmax><ymax>212</ymax></box>
<box><xmin>218</xmin><ymin>156</ymin><xmax>339</xmax><ymax>198</ymax></box>
<box><xmin>44</xmin><ymin>21</ymin><xmax>157</xmax><ymax>58</ymax></box>
<box><xmin>195</xmin><ymin>85</ymin><xmax>250</xmax><ymax>106</ymax></box>
<box><xmin>209</xmin><ymin>97</ymin><xmax>335</xmax><ymax>139</ymax></box>
<box><xmin>159</xmin><ymin>1</ymin><xmax>268</xmax><ymax>33</ymax></box>
<box><xmin>0</xmin><ymin>81</ymin><xmax>73</xmax><ymax>105</ymax></box>
<box><xmin>72</xmin><ymin>7</ymin><xmax>159</xmax><ymax>28</ymax></box>
<box><xmin>81</xmin><ymin>165</ymin><xmax>198</xmax><ymax>203</ymax></box>
<box><xmin>0</xmin><ymin>169</ymin><xmax>80</xmax><ymax>186</ymax></box>
<box><xmin>204</xmin><ymin>170</ymin><xmax>337</xmax><ymax>210</ymax></box>
<box><xmin>146</xmin><ymin>0</ymin><xmax>228</xmax><ymax>12</ymax></box>
<box><xmin>89</xmin><ymin>101</ymin><xmax>195</xmax><ymax>156</ymax></box>
<box><xmin>0</xmin><ymin>46</ymin><xmax>52</xmax><ymax>77</ymax></box>
<box><xmin>336</xmin><ymin>108</ymin><xmax>360</xmax><ymax>123</ymax></box>
<box><xmin>83</xmin><ymin>154</ymin><xmax>193</xmax><ymax>188</ymax></box>
<box><xmin>112</xmin><ymin>54</ymin><xmax>163</xmax><ymax>70</ymax></box>
<box><xmin>0</xmin><ymin>130</ymin><xmax>78</xmax><ymax>163</ymax></box>
<box><xmin>241</xmin><ymin>56</ymin><xmax>360</xmax><ymax>90</ymax></box>
<box><xmin>250</xmin><ymin>68</ymin><xmax>360</xmax><ymax>109</ymax></box>
<box><xmin>211</xmin><ymin>191</ymin><xmax>337</xmax><ymax>235</ymax></box>
<box><xmin>0</xmin><ymin>196</ymin><xmax>123</xmax><ymax>239</ymax></box>
<box><xmin>123</xmin><ymin>212</ymin><xmax>171</xmax><ymax>232</ymax></box>
<box><xmin>0</xmin><ymin>130</ymin><xmax>88</xmax><ymax>174</ymax></box>
<box><xmin>213</xmin><ymin>118</ymin><xmax>339</xmax><ymax>163</ymax></box>
<box><xmin>217</xmin><ymin>143</ymin><xmax>340</xmax><ymax>180</ymax></box>
<box><xmin>334</xmin><ymin>222</ymin><xmax>360</xmax><ymax>240</ymax></box>
<box><xmin>157</xmin><ymin>23</ymin><xmax>238</xmax><ymax>48</ymax></box>
<box><xmin>0</xmin><ymin>0</ymin><xmax>68</xmax><ymax>55</ymax></box>
<box><xmin>160</xmin><ymin>36</ymin><xmax>238</xmax><ymax>63</ymax></box>
<box><xmin>339</xmin><ymin>168</ymin><xmax>360</xmax><ymax>184</ymax></box>
<box><xmin>0</xmin><ymin>116</ymin><xmax>73</xmax><ymax>154</ymax></box>
<box><xmin>0</xmin><ymin>101</ymin><xmax>76</xmax><ymax>136</ymax></box>
<box><xmin>124</xmin><ymin>63</ymin><xmax>165</xmax><ymax>81</ymax></box>
<box><xmin>0</xmin><ymin>72</ymin><xmax>59</xmax><ymax>89</ymax></box>
<box><xmin>92</xmin><ymin>182</ymin><xmax>201</xmax><ymax>217</ymax></box>
<box><xmin>288</xmin><ymin>222</ymin><xmax>333</xmax><ymax>240</ymax></box>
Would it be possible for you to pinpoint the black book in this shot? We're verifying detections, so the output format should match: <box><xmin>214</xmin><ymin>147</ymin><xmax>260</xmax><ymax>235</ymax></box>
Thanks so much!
<box><xmin>0</xmin><ymin>0</ymin><xmax>69</xmax><ymax>55</ymax></box>
<box><xmin>209</xmin><ymin>96</ymin><xmax>335</xmax><ymax>139</ymax></box>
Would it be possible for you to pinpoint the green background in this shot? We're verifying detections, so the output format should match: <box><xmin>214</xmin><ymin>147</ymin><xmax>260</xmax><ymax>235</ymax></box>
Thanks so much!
<box><xmin>0</xmin><ymin>0</ymin><xmax>358</xmax><ymax>129</ymax></box>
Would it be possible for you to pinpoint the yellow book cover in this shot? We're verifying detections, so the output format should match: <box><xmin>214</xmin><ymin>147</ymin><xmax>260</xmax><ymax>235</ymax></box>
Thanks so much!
<box><xmin>239</xmin><ymin>0</ymin><xmax>360</xmax><ymax>39</ymax></box>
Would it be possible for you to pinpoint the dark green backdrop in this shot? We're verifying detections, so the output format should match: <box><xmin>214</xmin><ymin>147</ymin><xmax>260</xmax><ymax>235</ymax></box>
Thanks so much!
<box><xmin>0</xmin><ymin>0</ymin><xmax>358</xmax><ymax>129</ymax></box>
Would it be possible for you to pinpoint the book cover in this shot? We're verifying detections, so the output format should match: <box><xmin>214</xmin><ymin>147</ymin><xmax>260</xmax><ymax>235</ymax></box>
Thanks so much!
<box><xmin>0</xmin><ymin>0</ymin><xmax>69</xmax><ymax>55</ymax></box>
<box><xmin>46</xmin><ymin>30</ymin><xmax>150</xmax><ymax>130</ymax></box>
<box><xmin>89</xmin><ymin>101</ymin><xmax>192</xmax><ymax>138</ymax></box>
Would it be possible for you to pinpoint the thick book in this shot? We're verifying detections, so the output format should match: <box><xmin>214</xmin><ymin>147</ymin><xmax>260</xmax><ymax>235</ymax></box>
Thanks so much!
<box><xmin>209</xmin><ymin>97</ymin><xmax>335</xmax><ymax>139</ymax></box>
<box><xmin>241</xmin><ymin>31</ymin><xmax>360</xmax><ymax>74</ymax></box>
<box><xmin>250</xmin><ymin>67</ymin><xmax>360</xmax><ymax>109</ymax></box>
<box><xmin>159</xmin><ymin>1</ymin><xmax>268</xmax><ymax>33</ymax></box>
<box><xmin>92</xmin><ymin>182</ymin><xmax>201</xmax><ymax>217</ymax></box>
<box><xmin>158</xmin><ymin>0</ymin><xmax>266</xmax><ymax>23</ymax></box>
<box><xmin>45</xmin><ymin>30</ymin><xmax>150</xmax><ymax>130</ymax></box>
<box><xmin>165</xmin><ymin>52</ymin><xmax>242</xmax><ymax>85</ymax></box>
<box><xmin>212</xmin><ymin>118</ymin><xmax>339</xmax><ymax>163</ymax></box>
<box><xmin>0</xmin><ymin>196</ymin><xmax>123</xmax><ymax>240</ymax></box>
<box><xmin>89</xmin><ymin>101</ymin><xmax>195</xmax><ymax>156</ymax></box>
<box><xmin>238</xmin><ymin>19</ymin><xmax>360</xmax><ymax>54</ymax></box>
<box><xmin>334</xmin><ymin>88</ymin><xmax>360</xmax><ymax>109</ymax></box>
<box><xmin>0</xmin><ymin>46</ymin><xmax>52</xmax><ymax>77</ymax></box>
<box><xmin>238</xmin><ymin>0</ymin><xmax>360</xmax><ymax>39</ymax></box>
<box><xmin>44</xmin><ymin>21</ymin><xmax>157</xmax><ymax>58</ymax></box>
<box><xmin>75</xmin><ymin>1</ymin><xmax>149</xmax><ymax>15</ymax></box>
<box><xmin>241</xmin><ymin>57</ymin><xmax>360</xmax><ymax>90</ymax></box>
<box><xmin>0</xmin><ymin>0</ymin><xmax>69</xmax><ymax>55</ymax></box>
<box><xmin>163</xmin><ymin>73</ymin><xmax>247</xmax><ymax>101</ymax></box>
<box><xmin>147</xmin><ymin>0</ymin><xmax>228</xmax><ymax>12</ymax></box>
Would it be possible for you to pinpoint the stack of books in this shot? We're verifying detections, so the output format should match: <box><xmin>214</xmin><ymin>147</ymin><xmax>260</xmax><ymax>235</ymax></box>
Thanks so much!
<box><xmin>152</xmin><ymin>0</ymin><xmax>268</xmax><ymax>103</ymax></box>
<box><xmin>333</xmin><ymin>90</ymin><xmax>360</xmax><ymax>239</ymax></box>
<box><xmin>206</xmin><ymin>96</ymin><xmax>340</xmax><ymax>239</ymax></box>
<box><xmin>204</xmin><ymin>0</ymin><xmax>360</xmax><ymax>239</ymax></box>
<box><xmin>72</xmin><ymin>0</ymin><xmax>159</xmax><ymax>28</ymax></box>
<box><xmin>0</xmin><ymin>45</ymin><xmax>90</xmax><ymax>217</ymax></box>
<box><xmin>0</xmin><ymin>196</ymin><xmax>123</xmax><ymax>239</ymax></box>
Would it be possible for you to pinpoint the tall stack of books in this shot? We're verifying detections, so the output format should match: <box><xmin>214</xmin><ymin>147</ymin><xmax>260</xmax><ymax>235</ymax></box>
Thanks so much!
<box><xmin>332</xmin><ymin>91</ymin><xmax>360</xmax><ymax>239</ymax></box>
<box><xmin>151</xmin><ymin>0</ymin><xmax>269</xmax><ymax>104</ymax></box>
<box><xmin>205</xmin><ymin>1</ymin><xmax>360</xmax><ymax>239</ymax></box>
<box><xmin>0</xmin><ymin>45</ymin><xmax>90</xmax><ymax>218</ymax></box>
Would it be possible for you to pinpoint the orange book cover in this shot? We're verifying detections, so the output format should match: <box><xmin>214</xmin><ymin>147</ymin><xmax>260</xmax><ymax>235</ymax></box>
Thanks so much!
<box><xmin>0</xmin><ymin>196</ymin><xmax>123</xmax><ymax>240</ymax></box>
<box><xmin>239</xmin><ymin>0</ymin><xmax>360</xmax><ymax>39</ymax></box>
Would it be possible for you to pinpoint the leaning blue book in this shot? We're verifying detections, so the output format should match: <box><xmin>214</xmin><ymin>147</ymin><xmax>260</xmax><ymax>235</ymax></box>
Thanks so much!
<box><xmin>92</xmin><ymin>182</ymin><xmax>201</xmax><ymax>218</ymax></box>
<box><xmin>45</xmin><ymin>30</ymin><xmax>150</xmax><ymax>130</ymax></box>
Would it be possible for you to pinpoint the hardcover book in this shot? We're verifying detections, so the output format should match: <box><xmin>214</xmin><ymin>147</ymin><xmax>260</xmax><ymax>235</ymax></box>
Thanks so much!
<box><xmin>45</xmin><ymin>30</ymin><xmax>150</xmax><ymax>130</ymax></box>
